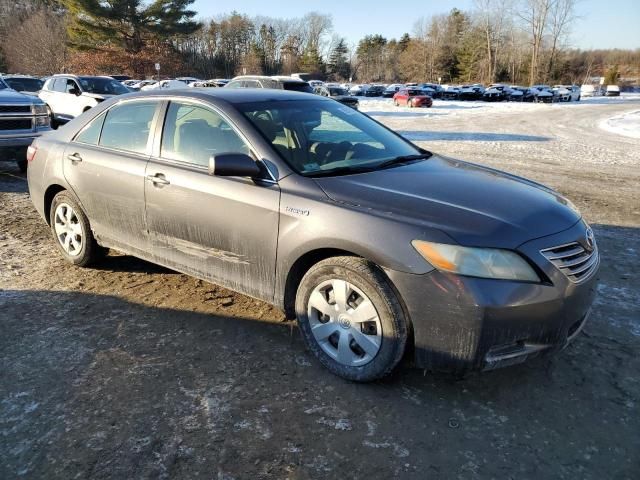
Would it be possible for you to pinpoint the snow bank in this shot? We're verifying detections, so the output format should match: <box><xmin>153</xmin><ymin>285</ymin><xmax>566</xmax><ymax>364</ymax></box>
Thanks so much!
<box><xmin>599</xmin><ymin>110</ymin><xmax>640</xmax><ymax>139</ymax></box>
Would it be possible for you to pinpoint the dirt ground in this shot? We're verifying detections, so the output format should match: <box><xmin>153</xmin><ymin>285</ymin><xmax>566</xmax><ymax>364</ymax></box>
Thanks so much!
<box><xmin>1</xmin><ymin>99</ymin><xmax>639</xmax><ymax>479</ymax></box>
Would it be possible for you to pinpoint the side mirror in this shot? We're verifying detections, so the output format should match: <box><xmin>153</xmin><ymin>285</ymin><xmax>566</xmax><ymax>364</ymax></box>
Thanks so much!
<box><xmin>208</xmin><ymin>153</ymin><xmax>261</xmax><ymax>178</ymax></box>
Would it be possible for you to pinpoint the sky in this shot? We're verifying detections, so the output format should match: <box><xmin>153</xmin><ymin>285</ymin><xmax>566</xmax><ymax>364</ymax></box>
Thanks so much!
<box><xmin>192</xmin><ymin>0</ymin><xmax>640</xmax><ymax>50</ymax></box>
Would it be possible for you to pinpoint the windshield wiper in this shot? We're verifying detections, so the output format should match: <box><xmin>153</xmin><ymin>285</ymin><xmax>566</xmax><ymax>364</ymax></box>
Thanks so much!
<box><xmin>375</xmin><ymin>153</ymin><xmax>432</xmax><ymax>170</ymax></box>
<box><xmin>305</xmin><ymin>165</ymin><xmax>377</xmax><ymax>178</ymax></box>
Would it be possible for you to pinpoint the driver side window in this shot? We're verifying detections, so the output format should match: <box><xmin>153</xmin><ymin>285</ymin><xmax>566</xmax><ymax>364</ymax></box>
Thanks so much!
<box><xmin>65</xmin><ymin>79</ymin><xmax>79</xmax><ymax>94</ymax></box>
<box><xmin>161</xmin><ymin>102</ymin><xmax>251</xmax><ymax>168</ymax></box>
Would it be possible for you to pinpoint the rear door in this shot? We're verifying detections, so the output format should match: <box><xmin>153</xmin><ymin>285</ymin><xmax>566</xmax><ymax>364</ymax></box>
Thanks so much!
<box><xmin>45</xmin><ymin>78</ymin><xmax>68</xmax><ymax>119</ymax></box>
<box><xmin>63</xmin><ymin>99</ymin><xmax>161</xmax><ymax>255</ymax></box>
<box><xmin>144</xmin><ymin>99</ymin><xmax>280</xmax><ymax>301</ymax></box>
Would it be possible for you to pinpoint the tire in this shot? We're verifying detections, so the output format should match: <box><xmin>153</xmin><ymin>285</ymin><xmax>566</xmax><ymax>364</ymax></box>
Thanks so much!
<box><xmin>408</xmin><ymin>99</ymin><xmax>414</xmax><ymax>108</ymax></box>
<box><xmin>50</xmin><ymin>191</ymin><xmax>104</xmax><ymax>267</ymax></box>
<box><xmin>295</xmin><ymin>256</ymin><xmax>408</xmax><ymax>382</ymax></box>
<box><xmin>394</xmin><ymin>99</ymin><xmax>399</xmax><ymax>106</ymax></box>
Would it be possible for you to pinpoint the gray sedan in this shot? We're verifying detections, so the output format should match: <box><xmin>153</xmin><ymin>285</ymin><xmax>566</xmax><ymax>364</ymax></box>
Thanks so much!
<box><xmin>27</xmin><ymin>89</ymin><xmax>599</xmax><ymax>381</ymax></box>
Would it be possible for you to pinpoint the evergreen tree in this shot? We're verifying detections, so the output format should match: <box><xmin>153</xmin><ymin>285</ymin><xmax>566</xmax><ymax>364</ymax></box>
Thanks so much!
<box><xmin>299</xmin><ymin>46</ymin><xmax>325</xmax><ymax>77</ymax></box>
<box><xmin>398</xmin><ymin>33</ymin><xmax>411</xmax><ymax>52</ymax></box>
<box><xmin>604</xmin><ymin>65</ymin><xmax>619</xmax><ymax>85</ymax></box>
<box><xmin>63</xmin><ymin>0</ymin><xmax>200</xmax><ymax>53</ymax></box>
<box><xmin>327</xmin><ymin>38</ymin><xmax>349</xmax><ymax>80</ymax></box>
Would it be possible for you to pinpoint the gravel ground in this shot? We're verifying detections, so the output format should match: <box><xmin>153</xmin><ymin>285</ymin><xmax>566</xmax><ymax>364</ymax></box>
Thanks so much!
<box><xmin>1</xmin><ymin>98</ymin><xmax>639</xmax><ymax>479</ymax></box>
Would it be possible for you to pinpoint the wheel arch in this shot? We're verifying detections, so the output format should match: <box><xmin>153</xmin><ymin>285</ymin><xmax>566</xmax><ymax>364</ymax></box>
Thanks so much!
<box><xmin>43</xmin><ymin>184</ymin><xmax>67</xmax><ymax>225</ymax></box>
<box><xmin>282</xmin><ymin>247</ymin><xmax>356</xmax><ymax>320</ymax></box>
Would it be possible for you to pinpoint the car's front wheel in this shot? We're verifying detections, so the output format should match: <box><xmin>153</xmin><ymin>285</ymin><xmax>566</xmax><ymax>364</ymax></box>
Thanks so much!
<box><xmin>295</xmin><ymin>256</ymin><xmax>408</xmax><ymax>382</ymax></box>
<box><xmin>50</xmin><ymin>191</ymin><xmax>104</xmax><ymax>267</ymax></box>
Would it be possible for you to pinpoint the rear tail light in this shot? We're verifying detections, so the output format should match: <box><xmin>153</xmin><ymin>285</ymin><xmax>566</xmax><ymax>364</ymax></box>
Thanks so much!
<box><xmin>26</xmin><ymin>145</ymin><xmax>38</xmax><ymax>162</ymax></box>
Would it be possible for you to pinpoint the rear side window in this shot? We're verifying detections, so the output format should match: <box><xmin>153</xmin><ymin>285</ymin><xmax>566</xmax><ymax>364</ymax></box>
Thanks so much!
<box><xmin>99</xmin><ymin>101</ymin><xmax>157</xmax><ymax>154</ymax></box>
<box><xmin>74</xmin><ymin>112</ymin><xmax>106</xmax><ymax>145</ymax></box>
<box><xmin>161</xmin><ymin>101</ymin><xmax>250</xmax><ymax>167</ymax></box>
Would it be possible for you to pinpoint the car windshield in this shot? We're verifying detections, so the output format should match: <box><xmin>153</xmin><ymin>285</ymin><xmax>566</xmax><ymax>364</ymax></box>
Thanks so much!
<box><xmin>240</xmin><ymin>99</ymin><xmax>427</xmax><ymax>177</ymax></box>
<box><xmin>4</xmin><ymin>77</ymin><xmax>43</xmax><ymax>92</ymax></box>
<box><xmin>283</xmin><ymin>82</ymin><xmax>314</xmax><ymax>93</ymax></box>
<box><xmin>79</xmin><ymin>77</ymin><xmax>129</xmax><ymax>95</ymax></box>
<box><xmin>329</xmin><ymin>87</ymin><xmax>348</xmax><ymax>96</ymax></box>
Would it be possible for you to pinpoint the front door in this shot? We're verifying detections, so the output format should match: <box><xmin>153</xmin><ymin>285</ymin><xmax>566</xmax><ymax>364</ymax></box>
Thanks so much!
<box><xmin>144</xmin><ymin>100</ymin><xmax>280</xmax><ymax>301</ymax></box>
<box><xmin>63</xmin><ymin>99</ymin><xmax>161</xmax><ymax>255</ymax></box>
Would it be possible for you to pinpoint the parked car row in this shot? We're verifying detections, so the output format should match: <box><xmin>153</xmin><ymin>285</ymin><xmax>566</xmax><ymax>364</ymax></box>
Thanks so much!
<box><xmin>339</xmin><ymin>81</ymin><xmax>609</xmax><ymax>104</ymax></box>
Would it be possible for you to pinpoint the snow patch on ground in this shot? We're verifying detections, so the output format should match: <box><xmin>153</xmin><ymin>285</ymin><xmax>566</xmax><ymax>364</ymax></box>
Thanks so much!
<box><xmin>358</xmin><ymin>93</ymin><xmax>640</xmax><ymax>123</ymax></box>
<box><xmin>599</xmin><ymin>110</ymin><xmax>640</xmax><ymax>139</ymax></box>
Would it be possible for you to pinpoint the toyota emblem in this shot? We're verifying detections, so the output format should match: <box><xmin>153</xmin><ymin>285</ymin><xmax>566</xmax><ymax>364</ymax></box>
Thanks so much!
<box><xmin>585</xmin><ymin>227</ymin><xmax>595</xmax><ymax>251</ymax></box>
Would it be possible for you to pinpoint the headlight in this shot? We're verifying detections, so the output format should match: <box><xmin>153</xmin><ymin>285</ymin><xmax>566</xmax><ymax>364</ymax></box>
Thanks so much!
<box><xmin>33</xmin><ymin>104</ymin><xmax>48</xmax><ymax>115</ymax></box>
<box><xmin>36</xmin><ymin>115</ymin><xmax>50</xmax><ymax>127</ymax></box>
<box><xmin>412</xmin><ymin>240</ymin><xmax>540</xmax><ymax>282</ymax></box>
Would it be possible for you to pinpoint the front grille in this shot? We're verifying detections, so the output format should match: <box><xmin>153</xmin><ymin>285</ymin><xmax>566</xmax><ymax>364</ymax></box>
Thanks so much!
<box><xmin>0</xmin><ymin>119</ymin><xmax>32</xmax><ymax>130</ymax></box>
<box><xmin>0</xmin><ymin>105</ymin><xmax>31</xmax><ymax>114</ymax></box>
<box><xmin>541</xmin><ymin>241</ymin><xmax>599</xmax><ymax>283</ymax></box>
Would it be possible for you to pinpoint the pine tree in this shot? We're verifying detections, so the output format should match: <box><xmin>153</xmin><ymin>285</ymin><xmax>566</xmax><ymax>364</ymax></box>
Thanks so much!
<box><xmin>299</xmin><ymin>46</ymin><xmax>325</xmax><ymax>77</ymax></box>
<box><xmin>327</xmin><ymin>38</ymin><xmax>349</xmax><ymax>80</ymax></box>
<box><xmin>398</xmin><ymin>33</ymin><xmax>411</xmax><ymax>52</ymax></box>
<box><xmin>604</xmin><ymin>65</ymin><xmax>619</xmax><ymax>85</ymax></box>
<box><xmin>63</xmin><ymin>0</ymin><xmax>200</xmax><ymax>53</ymax></box>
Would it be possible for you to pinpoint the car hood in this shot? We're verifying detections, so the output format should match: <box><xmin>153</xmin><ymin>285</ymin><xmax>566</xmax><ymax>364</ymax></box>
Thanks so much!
<box><xmin>313</xmin><ymin>155</ymin><xmax>581</xmax><ymax>249</ymax></box>
<box><xmin>0</xmin><ymin>88</ymin><xmax>40</xmax><ymax>104</ymax></box>
<box><xmin>82</xmin><ymin>92</ymin><xmax>115</xmax><ymax>100</ymax></box>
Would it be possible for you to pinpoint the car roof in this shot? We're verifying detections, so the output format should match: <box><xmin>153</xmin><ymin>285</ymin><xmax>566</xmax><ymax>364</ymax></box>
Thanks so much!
<box><xmin>2</xmin><ymin>74</ymin><xmax>40</xmax><ymax>79</ymax></box>
<box><xmin>231</xmin><ymin>75</ymin><xmax>307</xmax><ymax>84</ymax></box>
<box><xmin>121</xmin><ymin>88</ymin><xmax>326</xmax><ymax>104</ymax></box>
<box><xmin>50</xmin><ymin>74</ymin><xmax>114</xmax><ymax>79</ymax></box>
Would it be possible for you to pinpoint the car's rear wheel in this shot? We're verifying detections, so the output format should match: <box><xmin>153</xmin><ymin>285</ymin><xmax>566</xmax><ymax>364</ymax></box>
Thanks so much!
<box><xmin>50</xmin><ymin>191</ymin><xmax>103</xmax><ymax>267</ymax></box>
<box><xmin>295</xmin><ymin>256</ymin><xmax>408</xmax><ymax>382</ymax></box>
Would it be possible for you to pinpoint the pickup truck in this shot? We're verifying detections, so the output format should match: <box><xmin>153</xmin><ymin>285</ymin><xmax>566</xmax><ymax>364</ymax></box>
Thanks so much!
<box><xmin>0</xmin><ymin>76</ymin><xmax>51</xmax><ymax>171</ymax></box>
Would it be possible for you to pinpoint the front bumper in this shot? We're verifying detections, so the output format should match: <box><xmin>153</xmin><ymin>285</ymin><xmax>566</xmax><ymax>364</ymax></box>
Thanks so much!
<box><xmin>0</xmin><ymin>134</ymin><xmax>40</xmax><ymax>148</ymax></box>
<box><xmin>386</xmin><ymin>221</ymin><xmax>599</xmax><ymax>373</ymax></box>
<box><xmin>0</xmin><ymin>134</ymin><xmax>42</xmax><ymax>161</ymax></box>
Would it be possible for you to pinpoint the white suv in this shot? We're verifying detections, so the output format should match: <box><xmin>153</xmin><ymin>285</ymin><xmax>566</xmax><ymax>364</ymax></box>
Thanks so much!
<box><xmin>39</xmin><ymin>75</ymin><xmax>130</xmax><ymax>126</ymax></box>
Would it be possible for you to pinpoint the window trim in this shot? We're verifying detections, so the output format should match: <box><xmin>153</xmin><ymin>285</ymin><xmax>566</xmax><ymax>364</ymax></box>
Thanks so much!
<box><xmin>72</xmin><ymin>110</ymin><xmax>107</xmax><ymax>146</ymax></box>
<box><xmin>152</xmin><ymin>97</ymin><xmax>277</xmax><ymax>182</ymax></box>
<box><xmin>70</xmin><ymin>97</ymin><xmax>162</xmax><ymax>157</ymax></box>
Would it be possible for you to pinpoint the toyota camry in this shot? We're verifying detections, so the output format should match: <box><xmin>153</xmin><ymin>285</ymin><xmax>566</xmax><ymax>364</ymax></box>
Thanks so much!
<box><xmin>27</xmin><ymin>89</ymin><xmax>599</xmax><ymax>382</ymax></box>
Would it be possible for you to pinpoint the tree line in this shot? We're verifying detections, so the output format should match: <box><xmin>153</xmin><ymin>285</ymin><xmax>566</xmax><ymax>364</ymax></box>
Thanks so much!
<box><xmin>0</xmin><ymin>0</ymin><xmax>637</xmax><ymax>86</ymax></box>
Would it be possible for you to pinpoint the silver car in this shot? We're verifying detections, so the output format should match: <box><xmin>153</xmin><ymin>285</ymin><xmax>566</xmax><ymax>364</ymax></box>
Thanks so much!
<box><xmin>28</xmin><ymin>89</ymin><xmax>598</xmax><ymax>382</ymax></box>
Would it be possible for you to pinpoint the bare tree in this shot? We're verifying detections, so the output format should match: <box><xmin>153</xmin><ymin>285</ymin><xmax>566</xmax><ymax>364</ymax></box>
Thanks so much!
<box><xmin>545</xmin><ymin>0</ymin><xmax>577</xmax><ymax>81</ymax></box>
<box><xmin>517</xmin><ymin>0</ymin><xmax>553</xmax><ymax>85</ymax></box>
<box><xmin>2</xmin><ymin>7</ymin><xmax>67</xmax><ymax>75</ymax></box>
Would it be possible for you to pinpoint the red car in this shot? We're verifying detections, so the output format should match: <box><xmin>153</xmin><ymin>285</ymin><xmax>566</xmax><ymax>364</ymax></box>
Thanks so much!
<box><xmin>393</xmin><ymin>88</ymin><xmax>433</xmax><ymax>108</ymax></box>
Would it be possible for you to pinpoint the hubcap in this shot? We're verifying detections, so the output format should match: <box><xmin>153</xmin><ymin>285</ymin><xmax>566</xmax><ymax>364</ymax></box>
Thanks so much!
<box><xmin>53</xmin><ymin>203</ymin><xmax>83</xmax><ymax>256</ymax></box>
<box><xmin>307</xmin><ymin>279</ymin><xmax>382</xmax><ymax>367</ymax></box>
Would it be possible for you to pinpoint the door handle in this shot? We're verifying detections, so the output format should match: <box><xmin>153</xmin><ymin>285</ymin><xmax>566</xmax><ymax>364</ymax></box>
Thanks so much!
<box><xmin>146</xmin><ymin>174</ymin><xmax>170</xmax><ymax>186</ymax></box>
<box><xmin>67</xmin><ymin>153</ymin><xmax>82</xmax><ymax>163</ymax></box>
